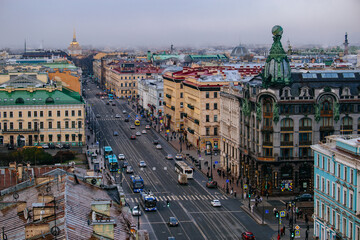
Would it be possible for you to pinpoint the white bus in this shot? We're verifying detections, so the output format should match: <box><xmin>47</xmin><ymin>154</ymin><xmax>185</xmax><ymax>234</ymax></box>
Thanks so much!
<box><xmin>175</xmin><ymin>161</ymin><xmax>193</xmax><ymax>179</ymax></box>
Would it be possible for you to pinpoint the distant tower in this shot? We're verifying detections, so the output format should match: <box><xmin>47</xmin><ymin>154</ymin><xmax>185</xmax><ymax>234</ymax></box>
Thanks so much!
<box><xmin>344</xmin><ymin>32</ymin><xmax>349</xmax><ymax>55</ymax></box>
<box><xmin>24</xmin><ymin>39</ymin><xmax>27</xmax><ymax>53</ymax></box>
<box><xmin>170</xmin><ymin>44</ymin><xmax>174</xmax><ymax>54</ymax></box>
<box><xmin>287</xmin><ymin>39</ymin><xmax>293</xmax><ymax>55</ymax></box>
<box><xmin>68</xmin><ymin>28</ymin><xmax>82</xmax><ymax>55</ymax></box>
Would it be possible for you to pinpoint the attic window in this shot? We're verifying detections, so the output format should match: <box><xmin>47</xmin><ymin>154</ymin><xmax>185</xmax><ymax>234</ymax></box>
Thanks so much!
<box><xmin>302</xmin><ymin>73</ymin><xmax>317</xmax><ymax>79</ymax></box>
<box><xmin>342</xmin><ymin>87</ymin><xmax>351</xmax><ymax>96</ymax></box>
<box><xmin>343</xmin><ymin>73</ymin><xmax>355</xmax><ymax>78</ymax></box>
<box><xmin>45</xmin><ymin>97</ymin><xmax>55</xmax><ymax>104</ymax></box>
<box><xmin>15</xmin><ymin>98</ymin><xmax>25</xmax><ymax>104</ymax></box>
<box><xmin>321</xmin><ymin>73</ymin><xmax>338</xmax><ymax>78</ymax></box>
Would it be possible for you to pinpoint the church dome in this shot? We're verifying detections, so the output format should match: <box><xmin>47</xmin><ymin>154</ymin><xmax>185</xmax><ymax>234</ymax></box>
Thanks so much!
<box><xmin>230</xmin><ymin>45</ymin><xmax>248</xmax><ymax>57</ymax></box>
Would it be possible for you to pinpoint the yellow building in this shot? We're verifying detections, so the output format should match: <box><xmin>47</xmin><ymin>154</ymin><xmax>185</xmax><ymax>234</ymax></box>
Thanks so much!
<box><xmin>68</xmin><ymin>29</ymin><xmax>82</xmax><ymax>55</ymax></box>
<box><xmin>0</xmin><ymin>72</ymin><xmax>85</xmax><ymax>147</ymax></box>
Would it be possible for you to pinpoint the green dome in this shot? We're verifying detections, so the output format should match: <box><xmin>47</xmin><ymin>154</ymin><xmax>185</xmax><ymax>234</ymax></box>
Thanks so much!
<box><xmin>272</xmin><ymin>25</ymin><xmax>283</xmax><ymax>36</ymax></box>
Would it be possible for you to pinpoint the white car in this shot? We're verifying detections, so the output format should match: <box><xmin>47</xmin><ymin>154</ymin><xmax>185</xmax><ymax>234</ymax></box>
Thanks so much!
<box><xmin>122</xmin><ymin>110</ymin><xmax>127</xmax><ymax>114</ymax></box>
<box><xmin>126</xmin><ymin>166</ymin><xmax>134</xmax><ymax>174</ymax></box>
<box><xmin>132</xmin><ymin>206</ymin><xmax>142</xmax><ymax>216</ymax></box>
<box><xmin>118</xmin><ymin>154</ymin><xmax>125</xmax><ymax>160</ymax></box>
<box><xmin>115</xmin><ymin>114</ymin><xmax>121</xmax><ymax>118</ymax></box>
<box><xmin>156</xmin><ymin>144</ymin><xmax>162</xmax><ymax>149</ymax></box>
<box><xmin>130</xmin><ymin>125</ymin><xmax>135</xmax><ymax>129</ymax></box>
<box><xmin>136</xmin><ymin>131</ymin><xmax>141</xmax><ymax>136</ymax></box>
<box><xmin>41</xmin><ymin>144</ymin><xmax>49</xmax><ymax>149</ymax></box>
<box><xmin>56</xmin><ymin>143</ymin><xmax>63</xmax><ymax>149</ymax></box>
<box><xmin>139</xmin><ymin>161</ymin><xmax>146</xmax><ymax>167</ymax></box>
<box><xmin>141</xmin><ymin>130</ymin><xmax>147</xmax><ymax>134</ymax></box>
<box><xmin>211</xmin><ymin>199</ymin><xmax>222</xmax><ymax>207</ymax></box>
<box><xmin>175</xmin><ymin>154</ymin><xmax>183</xmax><ymax>160</ymax></box>
<box><xmin>145</xmin><ymin>125</ymin><xmax>151</xmax><ymax>129</ymax></box>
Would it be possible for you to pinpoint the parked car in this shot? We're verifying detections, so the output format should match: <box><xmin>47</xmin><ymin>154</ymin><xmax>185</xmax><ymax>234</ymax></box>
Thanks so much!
<box><xmin>206</xmin><ymin>181</ymin><xmax>217</xmax><ymax>188</ymax></box>
<box><xmin>168</xmin><ymin>217</ymin><xmax>179</xmax><ymax>227</ymax></box>
<box><xmin>106</xmin><ymin>102</ymin><xmax>110</xmax><ymax>105</ymax></box>
<box><xmin>139</xmin><ymin>161</ymin><xmax>146</xmax><ymax>167</ymax></box>
<box><xmin>118</xmin><ymin>154</ymin><xmax>125</xmax><ymax>160</ymax></box>
<box><xmin>7</xmin><ymin>144</ymin><xmax>14</xmax><ymax>150</ymax></box>
<box><xmin>241</xmin><ymin>232</ymin><xmax>255</xmax><ymax>240</ymax></box>
<box><xmin>294</xmin><ymin>193</ymin><xmax>313</xmax><ymax>202</ymax></box>
<box><xmin>63</xmin><ymin>144</ymin><xmax>70</xmax><ymax>149</ymax></box>
<box><xmin>41</xmin><ymin>144</ymin><xmax>49</xmax><ymax>149</ymax></box>
<box><xmin>111</xmin><ymin>103</ymin><xmax>116</xmax><ymax>106</ymax></box>
<box><xmin>49</xmin><ymin>143</ymin><xmax>56</xmax><ymax>149</ymax></box>
<box><xmin>211</xmin><ymin>199</ymin><xmax>221</xmax><ymax>207</ymax></box>
<box><xmin>156</xmin><ymin>144</ymin><xmax>162</xmax><ymax>149</ymax></box>
<box><xmin>56</xmin><ymin>143</ymin><xmax>63</xmax><ymax>149</ymax></box>
<box><xmin>175</xmin><ymin>154</ymin><xmax>183</xmax><ymax>160</ymax></box>
<box><xmin>135</xmin><ymin>131</ymin><xmax>141</xmax><ymax>136</ymax></box>
<box><xmin>132</xmin><ymin>205</ymin><xmax>142</xmax><ymax>216</ymax></box>
<box><xmin>113</xmin><ymin>131</ymin><xmax>119</xmax><ymax>136</ymax></box>
<box><xmin>166</xmin><ymin>154</ymin><xmax>173</xmax><ymax>160</ymax></box>
<box><xmin>126</xmin><ymin>166</ymin><xmax>134</xmax><ymax>174</ymax></box>
<box><xmin>130</xmin><ymin>135</ymin><xmax>136</xmax><ymax>140</ymax></box>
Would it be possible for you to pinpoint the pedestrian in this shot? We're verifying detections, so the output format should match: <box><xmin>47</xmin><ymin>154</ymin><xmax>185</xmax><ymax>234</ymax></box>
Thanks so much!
<box><xmin>277</xmin><ymin>233</ymin><xmax>280</xmax><ymax>240</ymax></box>
<box><xmin>229</xmin><ymin>179</ymin><xmax>232</xmax><ymax>185</ymax></box>
<box><xmin>230</xmin><ymin>189</ymin><xmax>233</xmax><ymax>195</ymax></box>
<box><xmin>236</xmin><ymin>179</ymin><xmax>239</xmax><ymax>186</ymax></box>
<box><xmin>305</xmin><ymin>213</ymin><xmax>309</xmax><ymax>225</ymax></box>
<box><xmin>305</xmin><ymin>229</ymin><xmax>309</xmax><ymax>240</ymax></box>
<box><xmin>234</xmin><ymin>191</ymin><xmax>237</xmax><ymax>198</ymax></box>
<box><xmin>251</xmin><ymin>205</ymin><xmax>254</xmax><ymax>213</ymax></box>
<box><xmin>289</xmin><ymin>218</ymin><xmax>293</xmax><ymax>227</ymax></box>
<box><xmin>213</xmin><ymin>164</ymin><xmax>215</xmax><ymax>169</ymax></box>
<box><xmin>283</xmin><ymin>225</ymin><xmax>285</xmax><ymax>235</ymax></box>
<box><xmin>266</xmin><ymin>191</ymin><xmax>269</xmax><ymax>200</ymax></box>
<box><xmin>280</xmin><ymin>227</ymin><xmax>284</xmax><ymax>236</ymax></box>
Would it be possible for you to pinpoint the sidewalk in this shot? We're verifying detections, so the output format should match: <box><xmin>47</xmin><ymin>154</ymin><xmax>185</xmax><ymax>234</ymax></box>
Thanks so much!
<box><xmin>154</xmin><ymin>126</ymin><xmax>314</xmax><ymax>239</ymax></box>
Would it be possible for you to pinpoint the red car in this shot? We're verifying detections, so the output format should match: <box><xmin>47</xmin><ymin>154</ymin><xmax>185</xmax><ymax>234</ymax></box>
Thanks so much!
<box><xmin>130</xmin><ymin>135</ymin><xmax>136</xmax><ymax>140</ymax></box>
<box><xmin>242</xmin><ymin>232</ymin><xmax>255</xmax><ymax>240</ymax></box>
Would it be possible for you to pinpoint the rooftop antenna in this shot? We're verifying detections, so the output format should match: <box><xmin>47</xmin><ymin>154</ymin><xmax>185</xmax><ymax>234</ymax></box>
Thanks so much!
<box><xmin>24</xmin><ymin>39</ymin><xmax>27</xmax><ymax>53</ymax></box>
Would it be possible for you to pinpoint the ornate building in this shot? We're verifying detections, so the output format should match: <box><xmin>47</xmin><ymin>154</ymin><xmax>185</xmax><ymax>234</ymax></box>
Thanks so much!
<box><xmin>220</xmin><ymin>25</ymin><xmax>360</xmax><ymax>195</ymax></box>
<box><xmin>68</xmin><ymin>29</ymin><xmax>82</xmax><ymax>56</ymax></box>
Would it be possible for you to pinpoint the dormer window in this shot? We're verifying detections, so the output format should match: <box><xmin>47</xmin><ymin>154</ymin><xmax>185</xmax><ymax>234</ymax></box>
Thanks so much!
<box><xmin>342</xmin><ymin>87</ymin><xmax>350</xmax><ymax>96</ymax></box>
<box><xmin>300</xmin><ymin>87</ymin><xmax>310</xmax><ymax>97</ymax></box>
<box><xmin>281</xmin><ymin>87</ymin><xmax>292</xmax><ymax>98</ymax></box>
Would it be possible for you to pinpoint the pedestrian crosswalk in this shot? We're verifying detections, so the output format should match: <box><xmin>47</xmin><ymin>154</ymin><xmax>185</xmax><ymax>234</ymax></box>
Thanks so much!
<box><xmin>125</xmin><ymin>194</ymin><xmax>228</xmax><ymax>203</ymax></box>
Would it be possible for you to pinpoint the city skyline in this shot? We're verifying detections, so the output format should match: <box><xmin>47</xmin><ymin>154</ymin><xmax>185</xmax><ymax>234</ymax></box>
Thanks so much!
<box><xmin>0</xmin><ymin>0</ymin><xmax>359</xmax><ymax>49</ymax></box>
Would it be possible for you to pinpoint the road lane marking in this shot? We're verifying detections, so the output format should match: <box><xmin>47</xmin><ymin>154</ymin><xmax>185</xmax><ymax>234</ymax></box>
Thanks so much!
<box><xmin>173</xmin><ymin>196</ymin><xmax>179</xmax><ymax>200</ymax></box>
<box><xmin>183</xmin><ymin>195</ymin><xmax>188</xmax><ymax>200</ymax></box>
<box><xmin>178</xmin><ymin>195</ymin><xmax>183</xmax><ymax>200</ymax></box>
<box><xmin>134</xmin><ymin>198</ymin><xmax>138</xmax><ymax>203</ymax></box>
<box><xmin>158</xmin><ymin>196</ymin><xmax>163</xmax><ymax>201</ymax></box>
<box><xmin>194</xmin><ymin>195</ymin><xmax>200</xmax><ymax>200</ymax></box>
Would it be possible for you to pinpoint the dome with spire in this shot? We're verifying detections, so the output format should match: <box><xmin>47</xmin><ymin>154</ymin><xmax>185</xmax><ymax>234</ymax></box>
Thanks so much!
<box><xmin>262</xmin><ymin>25</ymin><xmax>291</xmax><ymax>88</ymax></box>
<box><xmin>68</xmin><ymin>29</ymin><xmax>82</xmax><ymax>55</ymax></box>
<box><xmin>230</xmin><ymin>44</ymin><xmax>248</xmax><ymax>57</ymax></box>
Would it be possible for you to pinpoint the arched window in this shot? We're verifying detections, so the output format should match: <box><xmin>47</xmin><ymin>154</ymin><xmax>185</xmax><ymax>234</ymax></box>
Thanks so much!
<box><xmin>300</xmin><ymin>118</ymin><xmax>312</xmax><ymax>128</ymax></box>
<box><xmin>281</xmin><ymin>118</ymin><xmax>294</xmax><ymax>128</ymax></box>
<box><xmin>341</xmin><ymin>117</ymin><xmax>353</xmax><ymax>127</ymax></box>
<box><xmin>45</xmin><ymin>97</ymin><xmax>54</xmax><ymax>104</ymax></box>
<box><xmin>341</xmin><ymin>117</ymin><xmax>353</xmax><ymax>134</ymax></box>
<box><xmin>15</xmin><ymin>98</ymin><xmax>24</xmax><ymax>104</ymax></box>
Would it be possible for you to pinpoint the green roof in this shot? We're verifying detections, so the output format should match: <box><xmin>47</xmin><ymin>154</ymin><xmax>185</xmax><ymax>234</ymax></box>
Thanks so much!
<box><xmin>0</xmin><ymin>88</ymin><xmax>84</xmax><ymax>106</ymax></box>
<box><xmin>42</xmin><ymin>62</ymin><xmax>78</xmax><ymax>70</ymax></box>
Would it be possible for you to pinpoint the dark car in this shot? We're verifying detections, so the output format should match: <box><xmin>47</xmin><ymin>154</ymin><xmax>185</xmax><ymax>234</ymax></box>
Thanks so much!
<box><xmin>124</xmin><ymin>118</ymin><xmax>129</xmax><ymax>122</ymax></box>
<box><xmin>122</xmin><ymin>161</ymin><xmax>129</xmax><ymax>168</ymax></box>
<box><xmin>113</xmin><ymin>131</ymin><xmax>119</xmax><ymax>136</ymax></box>
<box><xmin>294</xmin><ymin>193</ymin><xmax>313</xmax><ymax>202</ymax></box>
<box><xmin>111</xmin><ymin>103</ymin><xmax>116</xmax><ymax>106</ymax></box>
<box><xmin>49</xmin><ymin>143</ymin><xmax>56</xmax><ymax>149</ymax></box>
<box><xmin>7</xmin><ymin>144</ymin><xmax>14</xmax><ymax>150</ymax></box>
<box><xmin>106</xmin><ymin>102</ymin><xmax>110</xmax><ymax>105</ymax></box>
<box><xmin>241</xmin><ymin>232</ymin><xmax>255</xmax><ymax>240</ymax></box>
<box><xmin>206</xmin><ymin>181</ymin><xmax>217</xmax><ymax>188</ymax></box>
<box><xmin>153</xmin><ymin>139</ymin><xmax>159</xmax><ymax>145</ymax></box>
<box><xmin>63</xmin><ymin>143</ymin><xmax>70</xmax><ymax>149</ymax></box>
<box><xmin>168</xmin><ymin>217</ymin><xmax>179</xmax><ymax>227</ymax></box>
<box><xmin>130</xmin><ymin>135</ymin><xmax>136</xmax><ymax>140</ymax></box>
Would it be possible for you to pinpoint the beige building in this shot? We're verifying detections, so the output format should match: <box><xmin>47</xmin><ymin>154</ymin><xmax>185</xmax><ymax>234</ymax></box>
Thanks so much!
<box><xmin>0</xmin><ymin>72</ymin><xmax>85</xmax><ymax>147</ymax></box>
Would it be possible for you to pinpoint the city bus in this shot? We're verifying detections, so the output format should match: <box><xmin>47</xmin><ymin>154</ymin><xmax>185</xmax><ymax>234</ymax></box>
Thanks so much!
<box><xmin>140</xmin><ymin>190</ymin><xmax>157</xmax><ymax>211</ymax></box>
<box><xmin>130</xmin><ymin>175</ymin><xmax>144</xmax><ymax>193</ymax></box>
<box><xmin>175</xmin><ymin>161</ymin><xmax>193</xmax><ymax>179</ymax></box>
<box><xmin>104</xmin><ymin>146</ymin><xmax>113</xmax><ymax>159</ymax></box>
<box><xmin>108</xmin><ymin>94</ymin><xmax>114</xmax><ymax>99</ymax></box>
<box><xmin>135</xmin><ymin>119</ymin><xmax>140</xmax><ymax>126</ymax></box>
<box><xmin>108</xmin><ymin>154</ymin><xmax>119</xmax><ymax>172</ymax></box>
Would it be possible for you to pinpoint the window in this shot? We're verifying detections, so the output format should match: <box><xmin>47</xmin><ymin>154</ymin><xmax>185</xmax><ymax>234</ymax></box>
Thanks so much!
<box><xmin>321</xmin><ymin>73</ymin><xmax>338</xmax><ymax>78</ymax></box>
<box><xmin>206</xmin><ymin>115</ymin><xmax>209</xmax><ymax>122</ymax></box>
<box><xmin>40</xmin><ymin>111</ymin><xmax>43</xmax><ymax>117</ymax></box>
<box><xmin>343</xmin><ymin>72</ymin><xmax>355</xmax><ymax>78</ymax></box>
<box><xmin>57</xmin><ymin>121</ymin><xmax>61</xmax><ymax>129</ymax></box>
<box><xmin>344</xmin><ymin>189</ymin><xmax>347</xmax><ymax>206</ymax></box>
<box><xmin>322</xmin><ymin>178</ymin><xmax>325</xmax><ymax>192</ymax></box>
<box><xmin>3</xmin><ymin>112</ymin><xmax>6</xmax><ymax>118</ymax></box>
<box><xmin>206</xmin><ymin>92</ymin><xmax>209</xmax><ymax>98</ymax></box>
<box><xmin>332</xmin><ymin>183</ymin><xmax>335</xmax><ymax>198</ymax></box>
<box><xmin>206</xmin><ymin>127</ymin><xmax>210</xmax><ymax>136</ymax></box>
<box><xmin>28</xmin><ymin>122</ymin><xmax>32</xmax><ymax>129</ymax></box>
<box><xmin>214</xmin><ymin>115</ymin><xmax>218</xmax><ymax>122</ymax></box>
<box><xmin>332</xmin><ymin>210</ymin><xmax>335</xmax><ymax>226</ymax></box>
<box><xmin>34</xmin><ymin>111</ymin><xmax>37</xmax><ymax>117</ymax></box>
<box><xmin>214</xmin><ymin>103</ymin><xmax>218</xmax><ymax>110</ymax></box>
<box><xmin>206</xmin><ymin>103</ymin><xmax>209</xmax><ymax>110</ymax></box>
<box><xmin>302</xmin><ymin>73</ymin><xmax>317</xmax><ymax>79</ymax></box>
<box><xmin>327</xmin><ymin>180</ymin><xmax>330</xmax><ymax>195</ymax></box>
<box><xmin>214</xmin><ymin>92</ymin><xmax>217</xmax><ymax>98</ymax></box>
<box><xmin>65</xmin><ymin>110</ymin><xmax>68</xmax><ymax>117</ymax></box>
<box><xmin>349</xmin><ymin>221</ymin><xmax>353</xmax><ymax>239</ymax></box>
<box><xmin>78</xmin><ymin>110</ymin><xmax>82</xmax><ymax>116</ymax></box>
<box><xmin>40</xmin><ymin>135</ymin><xmax>44</xmax><ymax>142</ymax></box>
<box><xmin>10</xmin><ymin>112</ymin><xmax>13</xmax><ymax>118</ymax></box>
<box><xmin>57</xmin><ymin>134</ymin><xmax>61</xmax><ymax>141</ymax></box>
<box><xmin>65</xmin><ymin>134</ymin><xmax>69</xmax><ymax>141</ymax></box>
<box><xmin>72</xmin><ymin>134</ymin><xmax>76</xmax><ymax>141</ymax></box>
<box><xmin>337</xmin><ymin>186</ymin><xmax>340</xmax><ymax>201</ymax></box>
<box><xmin>214</xmin><ymin>127</ymin><xmax>218</xmax><ymax>136</ymax></box>
<box><xmin>72</xmin><ymin>121</ymin><xmax>75</xmax><ymax>128</ymax></box>
<box><xmin>71</xmin><ymin>110</ymin><xmax>75</xmax><ymax>117</ymax></box>
<box><xmin>180</xmin><ymin>84</ymin><xmax>183</xmax><ymax>89</ymax></box>
<box><xmin>28</xmin><ymin>111</ymin><xmax>31</xmax><ymax>117</ymax></box>
<box><xmin>180</xmin><ymin>102</ymin><xmax>183</xmax><ymax>108</ymax></box>
<box><xmin>350</xmin><ymin>169</ymin><xmax>354</xmax><ymax>184</ymax></box>
<box><xmin>48</xmin><ymin>111</ymin><xmax>52</xmax><ymax>117</ymax></box>
<box><xmin>57</xmin><ymin>111</ymin><xmax>61</xmax><ymax>117</ymax></box>
<box><xmin>49</xmin><ymin>134</ymin><xmax>53</xmax><ymax>142</ymax></box>
<box><xmin>350</xmin><ymin>192</ymin><xmax>353</xmax><ymax>210</ymax></box>
<box><xmin>316</xmin><ymin>175</ymin><xmax>320</xmax><ymax>189</ymax></box>
<box><xmin>78</xmin><ymin>121</ymin><xmax>82</xmax><ymax>128</ymax></box>
<box><xmin>40</xmin><ymin>122</ymin><xmax>44</xmax><ymax>129</ymax></box>
<box><xmin>19</xmin><ymin>111</ymin><xmax>22</xmax><ymax>118</ymax></box>
<box><xmin>10</xmin><ymin>122</ymin><xmax>13</xmax><ymax>130</ymax></box>
<box><xmin>322</xmin><ymin>157</ymin><xmax>325</xmax><ymax>169</ymax></box>
<box><xmin>49</xmin><ymin>122</ymin><xmax>52</xmax><ymax>129</ymax></box>
<box><xmin>327</xmin><ymin>159</ymin><xmax>330</xmax><ymax>172</ymax></box>
<box><xmin>19</xmin><ymin>122</ymin><xmax>22</xmax><ymax>130</ymax></box>
<box><xmin>344</xmin><ymin>167</ymin><xmax>347</xmax><ymax>181</ymax></box>
<box><xmin>343</xmin><ymin>218</ymin><xmax>347</xmax><ymax>236</ymax></box>
<box><xmin>338</xmin><ymin>164</ymin><xmax>341</xmax><ymax>178</ymax></box>
<box><xmin>180</xmin><ymin>93</ymin><xmax>183</xmax><ymax>98</ymax></box>
<box><xmin>65</xmin><ymin>121</ymin><xmax>69</xmax><ymax>129</ymax></box>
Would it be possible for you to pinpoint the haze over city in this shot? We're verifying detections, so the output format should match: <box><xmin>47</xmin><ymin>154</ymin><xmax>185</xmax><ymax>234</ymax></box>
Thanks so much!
<box><xmin>1</xmin><ymin>0</ymin><xmax>359</xmax><ymax>49</ymax></box>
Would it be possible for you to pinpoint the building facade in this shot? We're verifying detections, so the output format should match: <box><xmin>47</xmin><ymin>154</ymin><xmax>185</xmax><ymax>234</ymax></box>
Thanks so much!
<box><xmin>67</xmin><ymin>30</ymin><xmax>82</xmax><ymax>56</ymax></box>
<box><xmin>138</xmin><ymin>77</ymin><xmax>164</xmax><ymax>118</ymax></box>
<box><xmin>0</xmin><ymin>72</ymin><xmax>85</xmax><ymax>147</ymax></box>
<box><xmin>312</xmin><ymin>135</ymin><xmax>360</xmax><ymax>240</ymax></box>
<box><xmin>219</xmin><ymin>25</ymin><xmax>360</xmax><ymax>195</ymax></box>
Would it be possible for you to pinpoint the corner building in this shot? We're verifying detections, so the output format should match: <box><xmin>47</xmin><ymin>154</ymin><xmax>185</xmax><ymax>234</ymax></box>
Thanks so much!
<box><xmin>220</xmin><ymin>26</ymin><xmax>360</xmax><ymax>195</ymax></box>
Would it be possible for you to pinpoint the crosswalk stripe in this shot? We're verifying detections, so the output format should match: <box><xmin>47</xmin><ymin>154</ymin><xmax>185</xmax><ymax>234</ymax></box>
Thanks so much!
<box><xmin>134</xmin><ymin>198</ymin><xmax>138</xmax><ymax>203</ymax></box>
<box><xmin>171</xmin><ymin>196</ymin><xmax>176</xmax><ymax>201</ymax></box>
<box><xmin>158</xmin><ymin>196</ymin><xmax>163</xmax><ymax>201</ymax></box>
<box><xmin>178</xmin><ymin>195</ymin><xmax>183</xmax><ymax>200</ymax></box>
<box><xmin>194</xmin><ymin>195</ymin><xmax>200</xmax><ymax>200</ymax></box>
<box><xmin>183</xmin><ymin>195</ymin><xmax>188</xmax><ymax>200</ymax></box>
<box><xmin>173</xmin><ymin>196</ymin><xmax>179</xmax><ymax>200</ymax></box>
<box><xmin>223</xmin><ymin>195</ymin><xmax>228</xmax><ymax>200</ymax></box>
<box><xmin>202</xmin><ymin>195</ymin><xmax>208</xmax><ymax>200</ymax></box>
<box><xmin>130</xmin><ymin>198</ymin><xmax>134</xmax><ymax>203</ymax></box>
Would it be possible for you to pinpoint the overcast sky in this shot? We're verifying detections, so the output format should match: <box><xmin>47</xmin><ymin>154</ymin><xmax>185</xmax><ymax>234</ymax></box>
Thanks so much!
<box><xmin>0</xmin><ymin>0</ymin><xmax>359</xmax><ymax>49</ymax></box>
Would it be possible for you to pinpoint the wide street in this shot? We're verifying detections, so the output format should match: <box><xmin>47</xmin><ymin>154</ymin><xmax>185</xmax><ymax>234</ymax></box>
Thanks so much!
<box><xmin>84</xmin><ymin>80</ymin><xmax>275</xmax><ymax>240</ymax></box>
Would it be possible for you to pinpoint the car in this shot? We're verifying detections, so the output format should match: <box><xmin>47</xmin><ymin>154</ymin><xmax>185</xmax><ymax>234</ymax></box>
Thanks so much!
<box><xmin>106</xmin><ymin>102</ymin><xmax>110</xmax><ymax>105</ymax></box>
<box><xmin>211</xmin><ymin>199</ymin><xmax>221</xmax><ymax>207</ymax></box>
<box><xmin>96</xmin><ymin>114</ymin><xmax>101</xmax><ymax>118</ymax></box>
<box><xmin>49</xmin><ymin>143</ymin><xmax>56</xmax><ymax>149</ymax></box>
<box><xmin>175</xmin><ymin>154</ymin><xmax>183</xmax><ymax>160</ymax></box>
<box><xmin>126</xmin><ymin>166</ymin><xmax>134</xmax><ymax>174</ymax></box>
<box><xmin>168</xmin><ymin>217</ymin><xmax>179</xmax><ymax>227</ymax></box>
<box><xmin>113</xmin><ymin>131</ymin><xmax>119</xmax><ymax>136</ymax></box>
<box><xmin>111</xmin><ymin>103</ymin><xmax>116</xmax><ymax>106</ymax></box>
<box><xmin>132</xmin><ymin>205</ymin><xmax>142</xmax><ymax>216</ymax></box>
<box><xmin>153</xmin><ymin>139</ymin><xmax>159</xmax><ymax>145</ymax></box>
<box><xmin>63</xmin><ymin>143</ymin><xmax>70</xmax><ymax>149</ymax></box>
<box><xmin>7</xmin><ymin>144</ymin><xmax>14</xmax><ymax>150</ymax></box>
<box><xmin>130</xmin><ymin>125</ymin><xmax>135</xmax><ymax>129</ymax></box>
<box><xmin>118</xmin><ymin>154</ymin><xmax>125</xmax><ymax>160</ymax></box>
<box><xmin>167</xmin><ymin>238</ymin><xmax>176</xmax><ymax>240</ymax></box>
<box><xmin>145</xmin><ymin>125</ymin><xmax>151</xmax><ymax>129</ymax></box>
<box><xmin>130</xmin><ymin>135</ymin><xmax>136</xmax><ymax>140</ymax></box>
<box><xmin>115</xmin><ymin>114</ymin><xmax>121</xmax><ymax>118</ymax></box>
<box><xmin>141</xmin><ymin>130</ymin><xmax>147</xmax><ymax>134</ymax></box>
<box><xmin>135</xmin><ymin>131</ymin><xmax>141</xmax><ymax>136</ymax></box>
<box><xmin>139</xmin><ymin>161</ymin><xmax>146</xmax><ymax>167</ymax></box>
<box><xmin>166</xmin><ymin>154</ymin><xmax>173</xmax><ymax>160</ymax></box>
<box><xmin>124</xmin><ymin>118</ymin><xmax>129</xmax><ymax>122</ymax></box>
<box><xmin>241</xmin><ymin>231</ymin><xmax>255</xmax><ymax>240</ymax></box>
<box><xmin>122</xmin><ymin>110</ymin><xmax>127</xmax><ymax>114</ymax></box>
<box><xmin>156</xmin><ymin>144</ymin><xmax>162</xmax><ymax>149</ymax></box>
<box><xmin>41</xmin><ymin>144</ymin><xmax>49</xmax><ymax>149</ymax></box>
<box><xmin>123</xmin><ymin>161</ymin><xmax>129</xmax><ymax>168</ymax></box>
<box><xmin>56</xmin><ymin>143</ymin><xmax>63</xmax><ymax>149</ymax></box>
<box><xmin>206</xmin><ymin>181</ymin><xmax>218</xmax><ymax>188</ymax></box>
<box><xmin>294</xmin><ymin>193</ymin><xmax>313</xmax><ymax>202</ymax></box>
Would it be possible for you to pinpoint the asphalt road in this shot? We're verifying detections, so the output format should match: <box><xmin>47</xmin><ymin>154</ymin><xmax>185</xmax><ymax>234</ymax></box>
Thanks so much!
<box><xmin>83</xmin><ymin>80</ymin><xmax>276</xmax><ymax>240</ymax></box>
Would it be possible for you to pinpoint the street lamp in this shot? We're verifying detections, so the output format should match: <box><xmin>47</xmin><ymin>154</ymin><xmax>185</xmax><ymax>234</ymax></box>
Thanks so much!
<box><xmin>210</xmin><ymin>145</ymin><xmax>213</xmax><ymax>180</ymax></box>
<box><xmin>226</xmin><ymin>153</ymin><xmax>229</xmax><ymax>194</ymax></box>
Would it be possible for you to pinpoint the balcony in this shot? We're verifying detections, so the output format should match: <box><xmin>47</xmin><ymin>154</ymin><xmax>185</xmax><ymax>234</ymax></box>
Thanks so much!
<box><xmin>2</xmin><ymin>129</ymin><xmax>40</xmax><ymax>134</ymax></box>
<box><xmin>299</xmin><ymin>141</ymin><xmax>312</xmax><ymax>146</ymax></box>
<box><xmin>187</xmin><ymin>104</ymin><xmax>194</xmax><ymax>110</ymax></box>
<box><xmin>281</xmin><ymin>127</ymin><xmax>294</xmax><ymax>131</ymax></box>
<box><xmin>299</xmin><ymin>126</ymin><xmax>312</xmax><ymax>131</ymax></box>
<box><xmin>263</xmin><ymin>141</ymin><xmax>273</xmax><ymax>147</ymax></box>
<box><xmin>280</xmin><ymin>141</ymin><xmax>293</xmax><ymax>146</ymax></box>
<box><xmin>277</xmin><ymin>156</ymin><xmax>313</xmax><ymax>162</ymax></box>
<box><xmin>261</xmin><ymin>126</ymin><xmax>273</xmax><ymax>132</ymax></box>
<box><xmin>341</xmin><ymin>125</ymin><xmax>353</xmax><ymax>130</ymax></box>
<box><xmin>187</xmin><ymin>127</ymin><xmax>195</xmax><ymax>134</ymax></box>
<box><xmin>320</xmin><ymin>126</ymin><xmax>334</xmax><ymax>132</ymax></box>
<box><xmin>263</xmin><ymin>112</ymin><xmax>272</xmax><ymax>117</ymax></box>
<box><xmin>166</xmin><ymin>94</ymin><xmax>172</xmax><ymax>98</ymax></box>
<box><xmin>194</xmin><ymin>119</ymin><xmax>199</xmax><ymax>125</ymax></box>
<box><xmin>171</xmin><ymin>106</ymin><xmax>175</xmax><ymax>111</ymax></box>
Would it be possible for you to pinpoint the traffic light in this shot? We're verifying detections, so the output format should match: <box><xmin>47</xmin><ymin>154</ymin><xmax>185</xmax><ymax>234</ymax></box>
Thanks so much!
<box><xmin>275</xmin><ymin>210</ymin><xmax>279</xmax><ymax>218</ymax></box>
<box><xmin>290</xmin><ymin>230</ymin><xmax>295</xmax><ymax>240</ymax></box>
<box><xmin>166</xmin><ymin>200</ymin><xmax>170</xmax><ymax>207</ymax></box>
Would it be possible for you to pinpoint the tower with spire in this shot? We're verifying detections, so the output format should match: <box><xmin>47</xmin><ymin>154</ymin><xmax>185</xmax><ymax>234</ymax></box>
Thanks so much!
<box><xmin>68</xmin><ymin>29</ymin><xmax>82</xmax><ymax>55</ymax></box>
<box><xmin>343</xmin><ymin>32</ymin><xmax>349</xmax><ymax>55</ymax></box>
